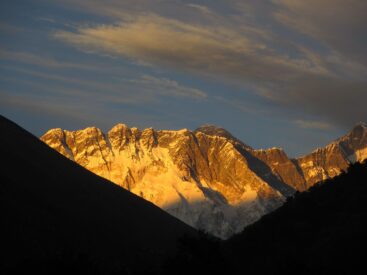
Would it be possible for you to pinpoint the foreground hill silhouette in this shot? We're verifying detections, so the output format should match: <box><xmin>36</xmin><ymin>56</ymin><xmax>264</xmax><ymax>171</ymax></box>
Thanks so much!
<box><xmin>225</xmin><ymin>160</ymin><xmax>367</xmax><ymax>274</ymax></box>
<box><xmin>164</xmin><ymin>160</ymin><xmax>367</xmax><ymax>274</ymax></box>
<box><xmin>0</xmin><ymin>115</ymin><xmax>197</xmax><ymax>274</ymax></box>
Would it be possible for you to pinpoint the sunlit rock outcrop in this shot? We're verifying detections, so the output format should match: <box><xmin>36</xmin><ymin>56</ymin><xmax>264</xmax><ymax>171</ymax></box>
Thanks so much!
<box><xmin>253</xmin><ymin>148</ymin><xmax>307</xmax><ymax>191</ymax></box>
<box><xmin>296</xmin><ymin>123</ymin><xmax>367</xmax><ymax>187</ymax></box>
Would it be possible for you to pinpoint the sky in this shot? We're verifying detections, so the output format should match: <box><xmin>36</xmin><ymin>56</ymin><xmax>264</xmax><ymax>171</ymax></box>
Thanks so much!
<box><xmin>0</xmin><ymin>0</ymin><xmax>366</xmax><ymax>157</ymax></box>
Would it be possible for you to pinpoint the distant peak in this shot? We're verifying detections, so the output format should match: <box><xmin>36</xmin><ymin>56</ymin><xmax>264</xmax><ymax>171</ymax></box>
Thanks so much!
<box><xmin>176</xmin><ymin>128</ymin><xmax>190</xmax><ymax>134</ymax></box>
<box><xmin>44</xmin><ymin>128</ymin><xmax>63</xmax><ymax>135</ymax></box>
<box><xmin>257</xmin><ymin>147</ymin><xmax>284</xmax><ymax>152</ymax></box>
<box><xmin>196</xmin><ymin>124</ymin><xmax>219</xmax><ymax>129</ymax></box>
<box><xmin>195</xmin><ymin>124</ymin><xmax>233</xmax><ymax>137</ymax></box>
<box><xmin>111</xmin><ymin>123</ymin><xmax>128</xmax><ymax>130</ymax></box>
<box><xmin>195</xmin><ymin>124</ymin><xmax>252</xmax><ymax>149</ymax></box>
<box><xmin>353</xmin><ymin>122</ymin><xmax>367</xmax><ymax>129</ymax></box>
<box><xmin>348</xmin><ymin>122</ymin><xmax>367</xmax><ymax>136</ymax></box>
<box><xmin>83</xmin><ymin>126</ymin><xmax>99</xmax><ymax>131</ymax></box>
<box><xmin>41</xmin><ymin>128</ymin><xmax>65</xmax><ymax>141</ymax></box>
<box><xmin>142</xmin><ymin>127</ymin><xmax>154</xmax><ymax>132</ymax></box>
<box><xmin>75</xmin><ymin>126</ymin><xmax>103</xmax><ymax>135</ymax></box>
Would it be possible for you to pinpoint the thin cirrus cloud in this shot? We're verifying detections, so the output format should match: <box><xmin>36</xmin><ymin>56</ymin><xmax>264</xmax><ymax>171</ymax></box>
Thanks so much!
<box><xmin>186</xmin><ymin>4</ymin><xmax>213</xmax><ymax>15</ymax></box>
<box><xmin>132</xmin><ymin>75</ymin><xmax>207</xmax><ymax>100</ymax></box>
<box><xmin>2</xmin><ymin>65</ymin><xmax>207</xmax><ymax>104</ymax></box>
<box><xmin>52</xmin><ymin>2</ymin><xmax>367</xmax><ymax>128</ymax></box>
<box><xmin>0</xmin><ymin>69</ymin><xmax>207</xmax><ymax>130</ymax></box>
<box><xmin>53</xmin><ymin>14</ymin><xmax>329</xmax><ymax>83</ymax></box>
<box><xmin>0</xmin><ymin>92</ymin><xmax>101</xmax><ymax>124</ymax></box>
<box><xmin>0</xmin><ymin>45</ymin><xmax>207</xmax><ymax>104</ymax></box>
<box><xmin>294</xmin><ymin>120</ymin><xmax>334</xmax><ymax>131</ymax></box>
<box><xmin>0</xmin><ymin>91</ymin><xmax>169</xmax><ymax>132</ymax></box>
<box><xmin>0</xmin><ymin>49</ymin><xmax>93</xmax><ymax>71</ymax></box>
<box><xmin>273</xmin><ymin>0</ymin><xmax>367</xmax><ymax>66</ymax></box>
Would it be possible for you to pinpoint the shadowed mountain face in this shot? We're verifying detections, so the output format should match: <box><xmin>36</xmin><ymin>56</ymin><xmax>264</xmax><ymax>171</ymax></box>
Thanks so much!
<box><xmin>41</xmin><ymin>123</ymin><xmax>367</xmax><ymax>239</ymax></box>
<box><xmin>0</xmin><ymin>115</ymin><xmax>197</xmax><ymax>274</ymax></box>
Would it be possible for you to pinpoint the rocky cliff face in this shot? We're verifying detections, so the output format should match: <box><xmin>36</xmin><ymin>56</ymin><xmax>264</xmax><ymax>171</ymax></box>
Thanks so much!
<box><xmin>253</xmin><ymin>148</ymin><xmax>307</xmax><ymax>191</ymax></box>
<box><xmin>41</xmin><ymin>125</ymin><xmax>283</xmax><ymax>239</ymax></box>
<box><xmin>41</xmin><ymin>123</ymin><xmax>367</xmax><ymax>238</ymax></box>
<box><xmin>296</xmin><ymin>123</ymin><xmax>367</xmax><ymax>187</ymax></box>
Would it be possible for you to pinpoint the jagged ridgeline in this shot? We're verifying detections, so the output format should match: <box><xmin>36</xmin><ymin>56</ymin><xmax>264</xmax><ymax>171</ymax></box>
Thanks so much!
<box><xmin>41</xmin><ymin>123</ymin><xmax>367</xmax><ymax>238</ymax></box>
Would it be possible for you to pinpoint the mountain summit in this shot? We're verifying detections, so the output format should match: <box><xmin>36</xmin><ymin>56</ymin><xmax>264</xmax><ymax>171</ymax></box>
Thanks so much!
<box><xmin>41</xmin><ymin>122</ymin><xmax>367</xmax><ymax>238</ymax></box>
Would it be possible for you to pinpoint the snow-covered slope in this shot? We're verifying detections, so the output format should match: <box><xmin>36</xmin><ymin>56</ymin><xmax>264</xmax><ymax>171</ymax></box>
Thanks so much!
<box><xmin>41</xmin><ymin>124</ymin><xmax>284</xmax><ymax>239</ymax></box>
<box><xmin>41</xmin><ymin>122</ymin><xmax>367</xmax><ymax>238</ymax></box>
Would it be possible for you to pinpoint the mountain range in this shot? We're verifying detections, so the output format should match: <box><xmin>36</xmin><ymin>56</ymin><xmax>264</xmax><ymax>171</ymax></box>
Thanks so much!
<box><xmin>40</xmin><ymin>122</ymin><xmax>367</xmax><ymax>238</ymax></box>
<box><xmin>3</xmin><ymin>114</ymin><xmax>366</xmax><ymax>274</ymax></box>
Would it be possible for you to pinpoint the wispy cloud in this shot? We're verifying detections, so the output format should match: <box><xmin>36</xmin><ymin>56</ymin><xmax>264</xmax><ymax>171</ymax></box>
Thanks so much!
<box><xmin>132</xmin><ymin>75</ymin><xmax>207</xmax><ymax>99</ymax></box>
<box><xmin>186</xmin><ymin>4</ymin><xmax>212</xmax><ymax>15</ymax></box>
<box><xmin>35</xmin><ymin>17</ymin><xmax>57</xmax><ymax>24</ymax></box>
<box><xmin>213</xmin><ymin>96</ymin><xmax>266</xmax><ymax>115</ymax></box>
<box><xmin>52</xmin><ymin>9</ymin><xmax>367</xmax><ymax>127</ymax></box>
<box><xmin>0</xmin><ymin>22</ymin><xmax>25</xmax><ymax>33</ymax></box>
<box><xmin>273</xmin><ymin>0</ymin><xmax>367</xmax><ymax>67</ymax></box>
<box><xmin>1</xmin><ymin>66</ymin><xmax>206</xmax><ymax>103</ymax></box>
<box><xmin>0</xmin><ymin>49</ymin><xmax>92</xmax><ymax>70</ymax></box>
<box><xmin>4</xmin><ymin>0</ymin><xmax>367</xmax><ymax>131</ymax></box>
<box><xmin>294</xmin><ymin>120</ymin><xmax>334</xmax><ymax>131</ymax></box>
<box><xmin>0</xmin><ymin>91</ymin><xmax>168</xmax><ymax>131</ymax></box>
<box><xmin>54</xmin><ymin>14</ymin><xmax>328</xmax><ymax>81</ymax></box>
<box><xmin>0</xmin><ymin>92</ymin><xmax>103</xmax><ymax>124</ymax></box>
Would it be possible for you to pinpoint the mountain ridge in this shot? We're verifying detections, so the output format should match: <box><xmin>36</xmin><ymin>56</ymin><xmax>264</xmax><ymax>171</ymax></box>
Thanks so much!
<box><xmin>41</xmin><ymin>121</ymin><xmax>367</xmax><ymax>238</ymax></box>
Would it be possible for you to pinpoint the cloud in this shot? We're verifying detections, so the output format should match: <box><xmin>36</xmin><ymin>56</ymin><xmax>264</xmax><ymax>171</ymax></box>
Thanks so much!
<box><xmin>35</xmin><ymin>17</ymin><xmax>57</xmax><ymax>24</ymax></box>
<box><xmin>273</xmin><ymin>0</ymin><xmax>367</xmax><ymax>67</ymax></box>
<box><xmin>51</xmin><ymin>0</ymin><xmax>179</xmax><ymax>20</ymax></box>
<box><xmin>186</xmin><ymin>4</ymin><xmax>212</xmax><ymax>15</ymax></box>
<box><xmin>132</xmin><ymin>75</ymin><xmax>207</xmax><ymax>99</ymax></box>
<box><xmin>0</xmin><ymin>91</ymin><xmax>170</xmax><ymax>132</ymax></box>
<box><xmin>0</xmin><ymin>22</ymin><xmax>25</xmax><ymax>33</ymax></box>
<box><xmin>294</xmin><ymin>120</ymin><xmax>334</xmax><ymax>131</ymax></box>
<box><xmin>51</xmin><ymin>2</ymin><xmax>367</xmax><ymax>128</ymax></box>
<box><xmin>54</xmin><ymin>14</ymin><xmax>328</xmax><ymax>81</ymax></box>
<box><xmin>0</xmin><ymin>49</ymin><xmax>92</xmax><ymax>70</ymax></box>
<box><xmin>0</xmin><ymin>92</ymin><xmax>103</xmax><ymax>124</ymax></box>
<box><xmin>2</xmin><ymin>66</ymin><xmax>206</xmax><ymax>104</ymax></box>
<box><xmin>213</xmin><ymin>96</ymin><xmax>267</xmax><ymax>115</ymax></box>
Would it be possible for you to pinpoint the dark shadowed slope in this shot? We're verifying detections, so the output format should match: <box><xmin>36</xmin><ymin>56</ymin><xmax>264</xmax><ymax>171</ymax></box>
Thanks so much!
<box><xmin>225</xmin><ymin>160</ymin><xmax>367</xmax><ymax>274</ymax></box>
<box><xmin>163</xmin><ymin>161</ymin><xmax>367</xmax><ymax>274</ymax></box>
<box><xmin>0</xmin><ymin>115</ymin><xmax>197</xmax><ymax>274</ymax></box>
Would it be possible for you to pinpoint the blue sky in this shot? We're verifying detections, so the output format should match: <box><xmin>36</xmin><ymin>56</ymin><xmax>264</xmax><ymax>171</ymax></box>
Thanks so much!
<box><xmin>1</xmin><ymin>0</ymin><xmax>366</xmax><ymax>157</ymax></box>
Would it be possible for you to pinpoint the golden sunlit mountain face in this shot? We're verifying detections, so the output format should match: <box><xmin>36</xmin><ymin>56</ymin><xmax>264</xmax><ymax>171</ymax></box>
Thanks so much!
<box><xmin>40</xmin><ymin>122</ymin><xmax>367</xmax><ymax>238</ymax></box>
